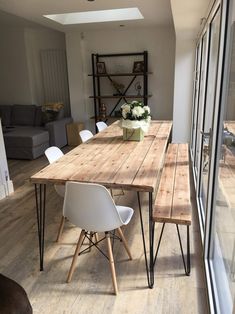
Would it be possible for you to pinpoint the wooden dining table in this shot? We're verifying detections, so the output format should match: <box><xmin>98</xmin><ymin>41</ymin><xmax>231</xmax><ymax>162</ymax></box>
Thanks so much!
<box><xmin>30</xmin><ymin>120</ymin><xmax>172</xmax><ymax>288</ymax></box>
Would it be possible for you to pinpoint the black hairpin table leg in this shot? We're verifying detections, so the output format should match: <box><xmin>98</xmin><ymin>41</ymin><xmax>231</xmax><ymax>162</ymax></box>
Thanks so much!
<box><xmin>34</xmin><ymin>183</ymin><xmax>46</xmax><ymax>271</ymax></box>
<box><xmin>137</xmin><ymin>191</ymin><xmax>154</xmax><ymax>288</ymax></box>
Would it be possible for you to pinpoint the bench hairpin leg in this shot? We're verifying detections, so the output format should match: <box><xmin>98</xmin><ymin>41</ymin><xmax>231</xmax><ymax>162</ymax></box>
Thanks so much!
<box><xmin>176</xmin><ymin>224</ymin><xmax>190</xmax><ymax>276</ymax></box>
<box><xmin>153</xmin><ymin>223</ymin><xmax>165</xmax><ymax>267</ymax></box>
<box><xmin>149</xmin><ymin>192</ymin><xmax>154</xmax><ymax>288</ymax></box>
<box><xmin>187</xmin><ymin>225</ymin><xmax>191</xmax><ymax>275</ymax></box>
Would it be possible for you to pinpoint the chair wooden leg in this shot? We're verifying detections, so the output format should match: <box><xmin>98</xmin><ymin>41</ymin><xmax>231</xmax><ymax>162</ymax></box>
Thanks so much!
<box><xmin>106</xmin><ymin>233</ymin><xmax>118</xmax><ymax>295</ymax></box>
<box><xmin>56</xmin><ymin>216</ymin><xmax>65</xmax><ymax>242</ymax></box>
<box><xmin>117</xmin><ymin>227</ymin><xmax>132</xmax><ymax>260</ymax></box>
<box><xmin>67</xmin><ymin>229</ymin><xmax>86</xmax><ymax>283</ymax></box>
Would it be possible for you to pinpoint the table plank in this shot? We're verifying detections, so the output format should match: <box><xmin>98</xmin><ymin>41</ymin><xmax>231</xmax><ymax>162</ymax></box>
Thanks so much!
<box><xmin>31</xmin><ymin>136</ymin><xmax>122</xmax><ymax>183</ymax></box>
<box><xmin>113</xmin><ymin>136</ymin><xmax>154</xmax><ymax>186</ymax></box>
<box><xmin>132</xmin><ymin>122</ymin><xmax>172</xmax><ymax>191</ymax></box>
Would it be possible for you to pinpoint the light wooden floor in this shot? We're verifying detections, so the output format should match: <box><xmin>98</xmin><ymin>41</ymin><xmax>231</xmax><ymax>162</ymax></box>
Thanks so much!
<box><xmin>0</xmin><ymin>152</ymin><xmax>209</xmax><ymax>314</ymax></box>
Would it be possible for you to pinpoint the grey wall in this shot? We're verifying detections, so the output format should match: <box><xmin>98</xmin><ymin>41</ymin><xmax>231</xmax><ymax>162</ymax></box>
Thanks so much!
<box><xmin>0</xmin><ymin>20</ymin><xmax>67</xmax><ymax>107</ymax></box>
<box><xmin>0</xmin><ymin>26</ymin><xmax>32</xmax><ymax>104</ymax></box>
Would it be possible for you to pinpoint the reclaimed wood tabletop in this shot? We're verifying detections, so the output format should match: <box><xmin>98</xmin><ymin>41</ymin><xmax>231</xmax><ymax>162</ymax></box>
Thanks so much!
<box><xmin>30</xmin><ymin>120</ymin><xmax>172</xmax><ymax>193</ymax></box>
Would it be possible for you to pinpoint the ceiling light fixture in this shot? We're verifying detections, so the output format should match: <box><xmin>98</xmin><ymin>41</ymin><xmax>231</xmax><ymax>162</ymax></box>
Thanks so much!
<box><xmin>43</xmin><ymin>8</ymin><xmax>143</xmax><ymax>25</ymax></box>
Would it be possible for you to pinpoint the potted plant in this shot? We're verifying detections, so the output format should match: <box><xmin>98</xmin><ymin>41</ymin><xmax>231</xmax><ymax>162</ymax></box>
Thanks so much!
<box><xmin>119</xmin><ymin>101</ymin><xmax>151</xmax><ymax>141</ymax></box>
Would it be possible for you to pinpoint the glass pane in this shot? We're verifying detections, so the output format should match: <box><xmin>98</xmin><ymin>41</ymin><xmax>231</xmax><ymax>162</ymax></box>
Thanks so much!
<box><xmin>194</xmin><ymin>33</ymin><xmax>209</xmax><ymax>175</ymax></box>
<box><xmin>199</xmin><ymin>9</ymin><xmax>221</xmax><ymax>215</ymax></box>
<box><xmin>210</xmin><ymin>18</ymin><xmax>235</xmax><ymax>314</ymax></box>
<box><xmin>191</xmin><ymin>44</ymin><xmax>202</xmax><ymax>155</ymax></box>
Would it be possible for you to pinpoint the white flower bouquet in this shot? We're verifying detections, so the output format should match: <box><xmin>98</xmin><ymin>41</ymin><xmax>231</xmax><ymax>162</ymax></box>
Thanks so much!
<box><xmin>119</xmin><ymin>101</ymin><xmax>151</xmax><ymax>133</ymax></box>
<box><xmin>119</xmin><ymin>101</ymin><xmax>151</xmax><ymax>141</ymax></box>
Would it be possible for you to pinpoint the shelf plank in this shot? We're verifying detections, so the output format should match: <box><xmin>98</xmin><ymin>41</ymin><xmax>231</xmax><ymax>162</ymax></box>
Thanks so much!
<box><xmin>89</xmin><ymin>95</ymin><xmax>152</xmax><ymax>99</ymax></box>
<box><xmin>88</xmin><ymin>72</ymin><xmax>153</xmax><ymax>77</ymax></box>
<box><xmin>90</xmin><ymin>116</ymin><xmax>120</xmax><ymax>120</ymax></box>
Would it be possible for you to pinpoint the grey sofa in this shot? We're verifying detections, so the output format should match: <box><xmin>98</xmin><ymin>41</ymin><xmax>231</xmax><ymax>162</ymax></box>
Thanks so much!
<box><xmin>0</xmin><ymin>104</ymin><xmax>73</xmax><ymax>160</ymax></box>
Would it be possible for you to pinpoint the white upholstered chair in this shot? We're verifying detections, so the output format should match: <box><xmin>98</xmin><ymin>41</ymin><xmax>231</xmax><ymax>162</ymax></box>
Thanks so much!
<box><xmin>96</xmin><ymin>121</ymin><xmax>108</xmax><ymax>132</ymax></box>
<box><xmin>64</xmin><ymin>181</ymin><xmax>133</xmax><ymax>295</ymax></box>
<box><xmin>79</xmin><ymin>130</ymin><xmax>93</xmax><ymax>143</ymax></box>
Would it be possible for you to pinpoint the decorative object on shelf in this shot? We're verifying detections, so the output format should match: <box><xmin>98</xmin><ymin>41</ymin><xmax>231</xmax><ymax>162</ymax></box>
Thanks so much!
<box><xmin>135</xmin><ymin>81</ymin><xmax>142</xmax><ymax>96</ymax></box>
<box><xmin>119</xmin><ymin>100</ymin><xmax>151</xmax><ymax>141</ymax></box>
<box><xmin>133</xmin><ymin>61</ymin><xmax>144</xmax><ymax>73</ymax></box>
<box><xmin>42</xmin><ymin>102</ymin><xmax>64</xmax><ymax>123</ymax></box>
<box><xmin>96</xmin><ymin>62</ymin><xmax>106</xmax><ymax>74</ymax></box>
<box><xmin>111</xmin><ymin>80</ymin><xmax>125</xmax><ymax>96</ymax></box>
<box><xmin>99</xmin><ymin>103</ymin><xmax>107</xmax><ymax>120</ymax></box>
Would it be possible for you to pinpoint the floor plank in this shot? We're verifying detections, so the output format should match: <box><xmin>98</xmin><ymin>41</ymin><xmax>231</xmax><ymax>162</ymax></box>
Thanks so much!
<box><xmin>0</xmin><ymin>150</ymin><xmax>209</xmax><ymax>313</ymax></box>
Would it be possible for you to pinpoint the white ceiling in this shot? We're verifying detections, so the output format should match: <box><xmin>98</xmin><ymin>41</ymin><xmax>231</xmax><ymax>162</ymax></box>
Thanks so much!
<box><xmin>0</xmin><ymin>0</ymin><xmax>173</xmax><ymax>31</ymax></box>
<box><xmin>0</xmin><ymin>0</ymin><xmax>212</xmax><ymax>40</ymax></box>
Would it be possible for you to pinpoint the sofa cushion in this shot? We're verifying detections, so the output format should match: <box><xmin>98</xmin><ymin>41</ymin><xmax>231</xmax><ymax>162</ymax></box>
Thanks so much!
<box><xmin>0</xmin><ymin>105</ymin><xmax>12</xmax><ymax>126</ymax></box>
<box><xmin>11</xmin><ymin>105</ymin><xmax>36</xmax><ymax>126</ymax></box>
<box><xmin>3</xmin><ymin>126</ymin><xmax>49</xmax><ymax>147</ymax></box>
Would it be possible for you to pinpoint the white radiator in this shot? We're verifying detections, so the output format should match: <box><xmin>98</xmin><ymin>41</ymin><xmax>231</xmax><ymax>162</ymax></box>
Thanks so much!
<box><xmin>40</xmin><ymin>49</ymin><xmax>70</xmax><ymax>117</ymax></box>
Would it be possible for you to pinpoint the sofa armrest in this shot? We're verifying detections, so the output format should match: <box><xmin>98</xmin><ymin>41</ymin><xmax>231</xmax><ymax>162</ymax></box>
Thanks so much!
<box><xmin>45</xmin><ymin>117</ymin><xmax>73</xmax><ymax>148</ymax></box>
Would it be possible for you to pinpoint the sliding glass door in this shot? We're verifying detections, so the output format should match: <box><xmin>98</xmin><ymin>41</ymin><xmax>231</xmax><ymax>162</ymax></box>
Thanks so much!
<box><xmin>190</xmin><ymin>0</ymin><xmax>233</xmax><ymax>312</ymax></box>
<box><xmin>193</xmin><ymin>33</ymin><xmax>209</xmax><ymax>179</ymax></box>
<box><xmin>198</xmin><ymin>7</ymin><xmax>221</xmax><ymax>221</ymax></box>
<box><xmin>208</xmin><ymin>11</ymin><xmax>235</xmax><ymax>314</ymax></box>
<box><xmin>190</xmin><ymin>43</ymin><xmax>201</xmax><ymax>159</ymax></box>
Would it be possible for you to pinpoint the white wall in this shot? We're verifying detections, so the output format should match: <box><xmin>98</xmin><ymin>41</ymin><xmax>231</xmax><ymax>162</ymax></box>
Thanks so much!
<box><xmin>172</xmin><ymin>39</ymin><xmax>195</xmax><ymax>142</ymax></box>
<box><xmin>170</xmin><ymin>0</ymin><xmax>211</xmax><ymax>143</ymax></box>
<box><xmin>24</xmin><ymin>28</ymin><xmax>66</xmax><ymax>106</ymax></box>
<box><xmin>0</xmin><ymin>120</ymin><xmax>13</xmax><ymax>199</ymax></box>
<box><xmin>66</xmin><ymin>26</ymin><xmax>176</xmax><ymax>131</ymax></box>
<box><xmin>0</xmin><ymin>26</ymin><xmax>32</xmax><ymax>104</ymax></box>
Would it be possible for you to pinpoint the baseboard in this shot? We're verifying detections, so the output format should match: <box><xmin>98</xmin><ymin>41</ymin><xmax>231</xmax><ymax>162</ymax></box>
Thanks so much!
<box><xmin>0</xmin><ymin>180</ymin><xmax>14</xmax><ymax>200</ymax></box>
<box><xmin>6</xmin><ymin>180</ymin><xmax>14</xmax><ymax>195</ymax></box>
<box><xmin>0</xmin><ymin>184</ymin><xmax>6</xmax><ymax>200</ymax></box>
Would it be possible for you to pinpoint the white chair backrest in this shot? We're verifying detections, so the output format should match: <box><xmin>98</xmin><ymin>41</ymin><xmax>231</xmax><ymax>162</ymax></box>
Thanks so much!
<box><xmin>79</xmin><ymin>130</ymin><xmax>93</xmax><ymax>143</ymax></box>
<box><xmin>96</xmin><ymin>121</ymin><xmax>108</xmax><ymax>132</ymax></box>
<box><xmin>45</xmin><ymin>146</ymin><xmax>64</xmax><ymax>164</ymax></box>
<box><xmin>63</xmin><ymin>182</ymin><xmax>124</xmax><ymax>232</ymax></box>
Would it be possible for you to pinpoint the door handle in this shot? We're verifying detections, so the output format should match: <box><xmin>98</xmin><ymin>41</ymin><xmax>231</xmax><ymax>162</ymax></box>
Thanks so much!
<box><xmin>201</xmin><ymin>128</ymin><xmax>212</xmax><ymax>156</ymax></box>
<box><xmin>200</xmin><ymin>130</ymin><xmax>211</xmax><ymax>138</ymax></box>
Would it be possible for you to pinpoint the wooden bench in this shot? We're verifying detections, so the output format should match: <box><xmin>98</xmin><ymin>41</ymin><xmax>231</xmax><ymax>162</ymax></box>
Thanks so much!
<box><xmin>152</xmin><ymin>143</ymin><xmax>191</xmax><ymax>275</ymax></box>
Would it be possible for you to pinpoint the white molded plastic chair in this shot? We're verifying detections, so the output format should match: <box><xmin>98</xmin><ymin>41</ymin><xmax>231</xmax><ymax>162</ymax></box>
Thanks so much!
<box><xmin>45</xmin><ymin>146</ymin><xmax>66</xmax><ymax>241</ymax></box>
<box><xmin>79</xmin><ymin>130</ymin><xmax>93</xmax><ymax>143</ymax></box>
<box><xmin>64</xmin><ymin>181</ymin><xmax>133</xmax><ymax>295</ymax></box>
<box><xmin>96</xmin><ymin>121</ymin><xmax>108</xmax><ymax>132</ymax></box>
<box><xmin>45</xmin><ymin>146</ymin><xmax>64</xmax><ymax>164</ymax></box>
<box><xmin>45</xmin><ymin>146</ymin><xmax>65</xmax><ymax>198</ymax></box>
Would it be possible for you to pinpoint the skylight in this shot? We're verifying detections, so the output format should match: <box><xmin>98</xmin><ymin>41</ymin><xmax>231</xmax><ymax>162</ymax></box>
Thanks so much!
<box><xmin>43</xmin><ymin>8</ymin><xmax>143</xmax><ymax>25</ymax></box>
